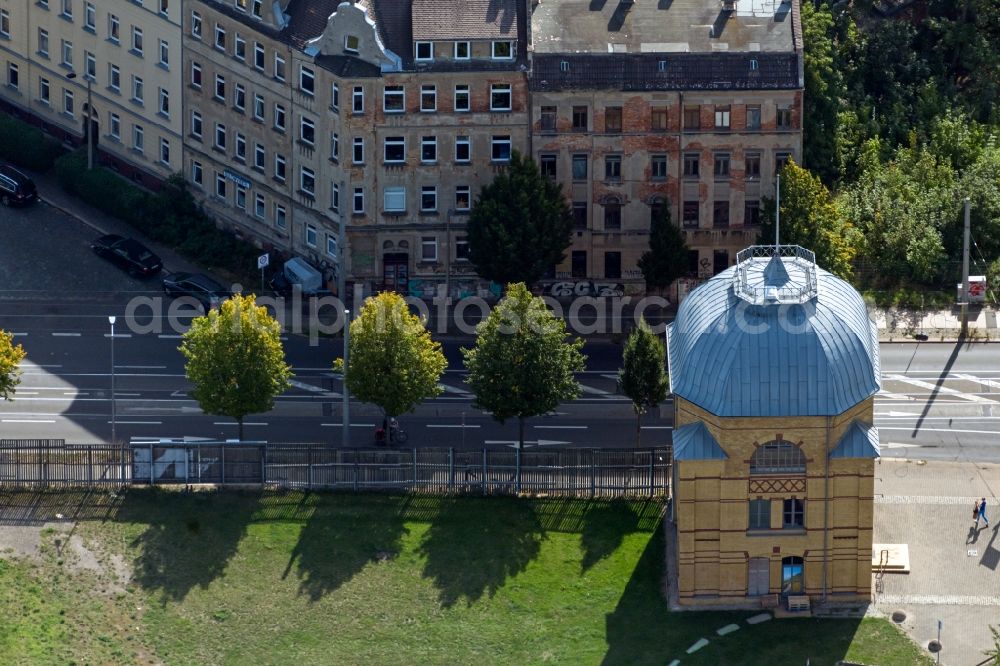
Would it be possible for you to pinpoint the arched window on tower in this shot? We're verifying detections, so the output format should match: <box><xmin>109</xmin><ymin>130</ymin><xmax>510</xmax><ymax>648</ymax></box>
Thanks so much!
<box><xmin>750</xmin><ymin>440</ymin><xmax>806</xmax><ymax>475</ymax></box>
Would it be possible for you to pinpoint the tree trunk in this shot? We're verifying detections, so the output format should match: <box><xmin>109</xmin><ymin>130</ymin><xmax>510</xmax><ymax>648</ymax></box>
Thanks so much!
<box><xmin>636</xmin><ymin>411</ymin><xmax>642</xmax><ymax>447</ymax></box>
<box><xmin>238</xmin><ymin>417</ymin><xmax>244</xmax><ymax>442</ymax></box>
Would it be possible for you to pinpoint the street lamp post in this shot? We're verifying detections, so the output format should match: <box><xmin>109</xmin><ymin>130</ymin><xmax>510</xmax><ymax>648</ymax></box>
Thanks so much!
<box><xmin>65</xmin><ymin>71</ymin><xmax>94</xmax><ymax>170</ymax></box>
<box><xmin>108</xmin><ymin>315</ymin><xmax>116</xmax><ymax>444</ymax></box>
<box><xmin>342</xmin><ymin>308</ymin><xmax>350</xmax><ymax>448</ymax></box>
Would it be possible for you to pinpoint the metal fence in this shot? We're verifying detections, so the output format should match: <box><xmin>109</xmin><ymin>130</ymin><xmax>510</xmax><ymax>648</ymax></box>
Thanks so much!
<box><xmin>0</xmin><ymin>441</ymin><xmax>671</xmax><ymax>498</ymax></box>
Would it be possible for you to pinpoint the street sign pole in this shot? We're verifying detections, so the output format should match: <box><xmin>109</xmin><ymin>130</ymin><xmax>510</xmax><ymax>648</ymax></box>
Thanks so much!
<box><xmin>257</xmin><ymin>253</ymin><xmax>269</xmax><ymax>295</ymax></box>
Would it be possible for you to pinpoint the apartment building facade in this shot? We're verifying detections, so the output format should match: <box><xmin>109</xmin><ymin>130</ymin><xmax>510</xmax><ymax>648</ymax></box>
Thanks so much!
<box><xmin>0</xmin><ymin>0</ymin><xmax>183</xmax><ymax>186</ymax></box>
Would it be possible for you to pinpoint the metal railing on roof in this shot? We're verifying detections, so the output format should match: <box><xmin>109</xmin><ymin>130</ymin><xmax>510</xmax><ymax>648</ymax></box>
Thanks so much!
<box><xmin>733</xmin><ymin>244</ymin><xmax>818</xmax><ymax>305</ymax></box>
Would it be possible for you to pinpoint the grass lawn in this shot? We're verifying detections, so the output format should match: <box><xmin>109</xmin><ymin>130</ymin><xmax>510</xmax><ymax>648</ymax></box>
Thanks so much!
<box><xmin>0</xmin><ymin>489</ymin><xmax>931</xmax><ymax>665</ymax></box>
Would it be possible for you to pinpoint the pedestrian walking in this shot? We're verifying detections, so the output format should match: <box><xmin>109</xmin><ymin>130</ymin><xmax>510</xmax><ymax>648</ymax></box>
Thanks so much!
<box><xmin>978</xmin><ymin>497</ymin><xmax>989</xmax><ymax>528</ymax></box>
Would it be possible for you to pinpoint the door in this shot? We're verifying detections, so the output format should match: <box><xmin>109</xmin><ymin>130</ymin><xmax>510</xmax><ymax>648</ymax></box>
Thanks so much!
<box><xmin>382</xmin><ymin>253</ymin><xmax>409</xmax><ymax>292</ymax></box>
<box><xmin>748</xmin><ymin>557</ymin><xmax>769</xmax><ymax>596</ymax></box>
<box><xmin>781</xmin><ymin>556</ymin><xmax>804</xmax><ymax>596</ymax></box>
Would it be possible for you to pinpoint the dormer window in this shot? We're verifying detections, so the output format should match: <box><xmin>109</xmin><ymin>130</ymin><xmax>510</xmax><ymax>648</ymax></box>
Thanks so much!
<box><xmin>415</xmin><ymin>41</ymin><xmax>433</xmax><ymax>61</ymax></box>
<box><xmin>492</xmin><ymin>40</ymin><xmax>513</xmax><ymax>60</ymax></box>
<box><xmin>344</xmin><ymin>34</ymin><xmax>359</xmax><ymax>54</ymax></box>
<box><xmin>454</xmin><ymin>41</ymin><xmax>469</xmax><ymax>60</ymax></box>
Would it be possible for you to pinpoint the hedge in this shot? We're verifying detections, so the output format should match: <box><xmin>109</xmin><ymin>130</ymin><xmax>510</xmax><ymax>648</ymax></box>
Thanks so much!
<box><xmin>0</xmin><ymin>113</ymin><xmax>64</xmax><ymax>171</ymax></box>
<box><xmin>54</xmin><ymin>149</ymin><xmax>259</xmax><ymax>283</ymax></box>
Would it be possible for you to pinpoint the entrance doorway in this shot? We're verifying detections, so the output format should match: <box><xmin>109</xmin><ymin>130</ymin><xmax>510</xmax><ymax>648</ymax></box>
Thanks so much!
<box><xmin>747</xmin><ymin>557</ymin><xmax>770</xmax><ymax>596</ymax></box>
<box><xmin>382</xmin><ymin>252</ymin><xmax>409</xmax><ymax>292</ymax></box>
<box><xmin>781</xmin><ymin>556</ymin><xmax>804</xmax><ymax>596</ymax></box>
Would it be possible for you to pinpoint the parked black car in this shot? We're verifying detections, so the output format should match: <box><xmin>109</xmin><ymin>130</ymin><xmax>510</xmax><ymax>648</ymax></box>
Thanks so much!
<box><xmin>162</xmin><ymin>272</ymin><xmax>230</xmax><ymax>312</ymax></box>
<box><xmin>0</xmin><ymin>164</ymin><xmax>38</xmax><ymax>207</ymax></box>
<box><xmin>91</xmin><ymin>234</ymin><xmax>163</xmax><ymax>277</ymax></box>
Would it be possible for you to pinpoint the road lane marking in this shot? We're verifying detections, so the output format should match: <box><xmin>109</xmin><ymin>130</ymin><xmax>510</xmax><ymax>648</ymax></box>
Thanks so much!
<box><xmin>16</xmin><ymin>391</ymin><xmax>38</xmax><ymax>395</ymax></box>
<box><xmin>437</xmin><ymin>383</ymin><xmax>471</xmax><ymax>395</ymax></box>
<box><xmin>427</xmin><ymin>424</ymin><xmax>481</xmax><ymax>428</ymax></box>
<box><xmin>534</xmin><ymin>425</ymin><xmax>588</xmax><ymax>429</ymax></box>
<box><xmin>878</xmin><ymin>426</ymin><xmax>1000</xmax><ymax>435</ymax></box>
<box><xmin>2</xmin><ymin>419</ymin><xmax>56</xmax><ymax>423</ymax></box>
<box><xmin>953</xmin><ymin>373</ymin><xmax>1000</xmax><ymax>391</ymax></box>
<box><xmin>158</xmin><ymin>334</ymin><xmax>183</xmax><ymax>339</ymax></box>
<box><xmin>103</xmin><ymin>333</ymin><xmax>132</xmax><ymax>338</ymax></box>
<box><xmin>116</xmin><ymin>365</ymin><xmax>167</xmax><ymax>369</ymax></box>
<box><xmin>51</xmin><ymin>332</ymin><xmax>81</xmax><ymax>337</ymax></box>
<box><xmin>109</xmin><ymin>420</ymin><xmax>163</xmax><ymax>425</ymax></box>
<box><xmin>641</xmin><ymin>426</ymin><xmax>673</xmax><ymax>430</ymax></box>
<box><xmin>288</xmin><ymin>379</ymin><xmax>340</xmax><ymax>397</ymax></box>
<box><xmin>320</xmin><ymin>423</ymin><xmax>376</xmax><ymax>427</ymax></box>
<box><xmin>883</xmin><ymin>374</ymin><xmax>998</xmax><ymax>404</ymax></box>
<box><xmin>213</xmin><ymin>421</ymin><xmax>268</xmax><ymax>426</ymax></box>
<box><xmin>113</xmin><ymin>392</ymin><xmax>141</xmax><ymax>397</ymax></box>
<box><xmin>34</xmin><ymin>364</ymin><xmax>63</xmax><ymax>368</ymax></box>
<box><xmin>579</xmin><ymin>384</ymin><xmax>613</xmax><ymax>396</ymax></box>
<box><xmin>12</xmin><ymin>332</ymin><xmax>27</xmax><ymax>337</ymax></box>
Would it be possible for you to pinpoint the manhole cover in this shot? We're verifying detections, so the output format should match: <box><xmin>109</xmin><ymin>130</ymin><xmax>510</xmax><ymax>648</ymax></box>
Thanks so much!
<box><xmin>928</xmin><ymin>640</ymin><xmax>942</xmax><ymax>653</ymax></box>
<box><xmin>891</xmin><ymin>610</ymin><xmax>906</xmax><ymax>623</ymax></box>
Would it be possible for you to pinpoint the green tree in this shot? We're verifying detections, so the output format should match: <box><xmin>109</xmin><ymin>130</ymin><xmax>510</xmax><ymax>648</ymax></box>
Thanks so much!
<box><xmin>801</xmin><ymin>0</ymin><xmax>845</xmax><ymax>185</ymax></box>
<box><xmin>759</xmin><ymin>160</ymin><xmax>857</xmax><ymax>280</ymax></box>
<box><xmin>987</xmin><ymin>257</ymin><xmax>1000</xmax><ymax>306</ymax></box>
<box><xmin>985</xmin><ymin>624</ymin><xmax>1000</xmax><ymax>665</ymax></box>
<box><xmin>335</xmin><ymin>292</ymin><xmax>446</xmax><ymax>425</ymax></box>
<box><xmin>463</xmin><ymin>283</ymin><xmax>586</xmax><ymax>449</ymax></box>
<box><xmin>180</xmin><ymin>293</ymin><xmax>292</xmax><ymax>440</ymax></box>
<box><xmin>617</xmin><ymin>320</ymin><xmax>668</xmax><ymax>447</ymax></box>
<box><xmin>637</xmin><ymin>200</ymin><xmax>688</xmax><ymax>291</ymax></box>
<box><xmin>467</xmin><ymin>151</ymin><xmax>573</xmax><ymax>287</ymax></box>
<box><xmin>0</xmin><ymin>330</ymin><xmax>26</xmax><ymax>400</ymax></box>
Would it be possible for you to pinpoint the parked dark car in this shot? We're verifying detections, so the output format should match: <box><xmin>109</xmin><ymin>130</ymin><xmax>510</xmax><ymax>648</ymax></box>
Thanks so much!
<box><xmin>0</xmin><ymin>164</ymin><xmax>38</xmax><ymax>206</ymax></box>
<box><xmin>91</xmin><ymin>234</ymin><xmax>163</xmax><ymax>277</ymax></box>
<box><xmin>162</xmin><ymin>272</ymin><xmax>230</xmax><ymax>312</ymax></box>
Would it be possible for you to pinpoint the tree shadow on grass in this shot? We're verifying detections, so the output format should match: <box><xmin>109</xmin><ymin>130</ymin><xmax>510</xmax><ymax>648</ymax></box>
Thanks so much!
<box><xmin>116</xmin><ymin>488</ymin><xmax>259</xmax><ymax>603</ymax></box>
<box><xmin>419</xmin><ymin>497</ymin><xmax>544</xmax><ymax>608</ymax></box>
<box><xmin>283</xmin><ymin>493</ymin><xmax>410</xmax><ymax>601</ymax></box>
<box><xmin>580</xmin><ymin>500</ymin><xmax>662</xmax><ymax>573</ymax></box>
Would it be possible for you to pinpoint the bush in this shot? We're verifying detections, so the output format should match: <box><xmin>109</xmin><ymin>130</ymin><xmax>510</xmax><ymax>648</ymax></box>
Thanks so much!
<box><xmin>0</xmin><ymin>113</ymin><xmax>65</xmax><ymax>171</ymax></box>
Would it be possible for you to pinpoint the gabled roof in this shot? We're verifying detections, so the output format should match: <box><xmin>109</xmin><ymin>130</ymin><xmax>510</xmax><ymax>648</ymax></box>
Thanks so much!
<box><xmin>285</xmin><ymin>0</ymin><xmax>342</xmax><ymax>48</ymax></box>
<box><xmin>830</xmin><ymin>421</ymin><xmax>880</xmax><ymax>459</ymax></box>
<box><xmin>411</xmin><ymin>0</ymin><xmax>519</xmax><ymax>40</ymax></box>
<box><xmin>672</xmin><ymin>422</ymin><xmax>727</xmax><ymax>462</ymax></box>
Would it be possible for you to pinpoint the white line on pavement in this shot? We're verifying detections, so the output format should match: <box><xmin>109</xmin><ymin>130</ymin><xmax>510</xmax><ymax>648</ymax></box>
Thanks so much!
<box><xmin>34</xmin><ymin>364</ymin><xmax>63</xmax><ymax>368</ymax></box>
<box><xmin>437</xmin><ymin>383</ymin><xmax>471</xmax><ymax>395</ymax></box>
<box><xmin>288</xmin><ymin>379</ymin><xmax>339</xmax><ymax>397</ymax></box>
<box><xmin>212</xmin><ymin>421</ymin><xmax>268</xmax><ymax>426</ymax></box>
<box><xmin>320</xmin><ymin>423</ymin><xmax>376</xmax><ymax>427</ymax></box>
<box><xmin>878</xmin><ymin>426</ymin><xmax>1000</xmax><ymax>435</ymax></box>
<box><xmin>113</xmin><ymin>392</ymin><xmax>141</xmax><ymax>397</ymax></box>
<box><xmin>116</xmin><ymin>365</ymin><xmax>167</xmax><ymax>369</ymax></box>
<box><xmin>952</xmin><ymin>373</ymin><xmax>1000</xmax><ymax>391</ymax></box>
<box><xmin>158</xmin><ymin>334</ymin><xmax>183</xmax><ymax>339</ymax></box>
<box><xmin>579</xmin><ymin>384</ymin><xmax>613</xmax><ymax>396</ymax></box>
<box><xmin>641</xmin><ymin>426</ymin><xmax>673</xmax><ymax>430</ymax></box>
<box><xmin>534</xmin><ymin>425</ymin><xmax>588</xmax><ymax>429</ymax></box>
<box><xmin>110</xmin><ymin>421</ymin><xmax>163</xmax><ymax>425</ymax></box>
<box><xmin>883</xmin><ymin>374</ymin><xmax>998</xmax><ymax>404</ymax></box>
<box><xmin>51</xmin><ymin>332</ymin><xmax>81</xmax><ymax>337</ymax></box>
<box><xmin>12</xmin><ymin>332</ymin><xmax>27</xmax><ymax>337</ymax></box>
<box><xmin>103</xmin><ymin>333</ymin><xmax>133</xmax><ymax>338</ymax></box>
<box><xmin>427</xmin><ymin>424</ymin><xmax>481</xmax><ymax>428</ymax></box>
<box><xmin>2</xmin><ymin>418</ymin><xmax>56</xmax><ymax>423</ymax></box>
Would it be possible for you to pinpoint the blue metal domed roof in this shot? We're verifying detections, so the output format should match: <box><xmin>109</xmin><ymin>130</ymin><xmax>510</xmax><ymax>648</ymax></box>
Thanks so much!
<box><xmin>667</xmin><ymin>246</ymin><xmax>880</xmax><ymax>417</ymax></box>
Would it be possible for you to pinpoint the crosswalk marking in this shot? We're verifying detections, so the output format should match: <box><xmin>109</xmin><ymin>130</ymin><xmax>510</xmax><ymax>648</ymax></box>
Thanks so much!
<box><xmin>437</xmin><ymin>382</ymin><xmax>471</xmax><ymax>395</ymax></box>
<box><xmin>952</xmin><ymin>373</ymin><xmax>1000</xmax><ymax>391</ymax></box>
<box><xmin>883</xmin><ymin>374</ymin><xmax>998</xmax><ymax>404</ymax></box>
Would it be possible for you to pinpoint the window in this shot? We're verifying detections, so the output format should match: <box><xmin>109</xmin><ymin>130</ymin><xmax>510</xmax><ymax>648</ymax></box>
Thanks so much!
<box><xmin>384</xmin><ymin>136</ymin><xmax>405</xmax><ymax>163</ymax></box>
<box><xmin>274</xmin><ymin>153</ymin><xmax>286</xmax><ymax>181</ymax></box>
<box><xmin>84</xmin><ymin>3</ymin><xmax>95</xmax><ymax>30</ymax></box>
<box><xmin>745</xmin><ymin>152</ymin><xmax>761</xmax><ymax>179</ymax></box>
<box><xmin>713</xmin><ymin>249</ymin><xmax>728</xmax><ymax>273</ymax></box>
<box><xmin>775</xmin><ymin>151</ymin><xmax>792</xmax><ymax>175</ymax></box>
<box><xmin>604</xmin><ymin>252</ymin><xmax>621</xmax><ymax>279</ymax></box>
<box><xmin>84</xmin><ymin>51</ymin><xmax>96</xmax><ymax>79</ymax></box>
<box><xmin>384</xmin><ymin>186</ymin><xmax>406</xmax><ymax>212</ymax></box>
<box><xmin>159</xmin><ymin>39</ymin><xmax>169</xmax><ymax>67</ymax></box>
<box><xmin>300</xmin><ymin>117</ymin><xmax>315</xmax><ymax>145</ymax></box>
<box><xmin>572</xmin><ymin>202</ymin><xmax>587</xmax><ymax>229</ymax></box>
<box><xmin>61</xmin><ymin>0</ymin><xmax>72</xmax><ymax>20</ymax></box>
<box><xmin>132</xmin><ymin>124</ymin><xmax>143</xmax><ymax>152</ymax></box>
<box><xmin>491</xmin><ymin>40</ymin><xmax>513</xmax><ymax>59</ymax></box>
<box><xmin>540</xmin><ymin>106</ymin><xmax>556</xmax><ymax>132</ymax></box>
<box><xmin>254</xmin><ymin>42</ymin><xmax>264</xmax><ymax>70</ymax></box>
<box><xmin>651</xmin><ymin>107</ymin><xmax>668</xmax><ymax>131</ymax></box>
<box><xmin>491</xmin><ymin>136</ymin><xmax>511</xmax><ymax>162</ymax></box>
<box><xmin>776</xmin><ymin>106</ymin><xmax>792</xmax><ymax>130</ymax></box>
<box><xmin>131</xmin><ymin>75</ymin><xmax>144</xmax><ymax>103</ymax></box>
<box><xmin>683</xmin><ymin>201</ymin><xmax>699</xmax><ymax>227</ymax></box>
<box><xmin>159</xmin><ymin>138</ymin><xmax>170</xmax><ymax>165</ymax></box>
<box><xmin>214</xmin><ymin>122</ymin><xmax>226</xmax><ymax>150</ymax></box>
<box><xmin>39</xmin><ymin>77</ymin><xmax>50</xmax><ymax>104</ymax></box>
<box><xmin>190</xmin><ymin>62</ymin><xmax>201</xmax><ymax>88</ymax></box>
<box><xmin>327</xmin><ymin>234</ymin><xmax>338</xmax><ymax>257</ymax></box>
<box><xmin>421</xmin><ymin>236</ymin><xmax>437</xmax><ymax>261</ymax></box>
<box><xmin>255</xmin><ymin>193</ymin><xmax>265</xmax><ymax>218</ymax></box>
<box><xmin>158</xmin><ymin>88</ymin><xmax>169</xmax><ymax>116</ymax></box>
<box><xmin>453</xmin><ymin>85</ymin><xmax>469</xmax><ymax>112</ymax></box>
<box><xmin>713</xmin><ymin>201</ymin><xmax>730</xmax><ymax>228</ymax></box>
<box><xmin>330</xmin><ymin>183</ymin><xmax>340</xmax><ymax>212</ymax></box>
<box><xmin>235</xmin><ymin>133</ymin><xmax>246</xmax><ymax>161</ymax></box>
<box><xmin>61</xmin><ymin>39</ymin><xmax>73</xmax><ymax>66</ymax></box>
<box><xmin>38</xmin><ymin>29</ymin><xmax>49</xmax><ymax>57</ymax></box>
<box><xmin>108</xmin><ymin>113</ymin><xmax>121</xmax><ymax>140</ymax></box>
<box><xmin>253</xmin><ymin>93</ymin><xmax>264</xmax><ymax>120</ymax></box>
<box><xmin>273</xmin><ymin>103</ymin><xmax>286</xmax><ymax>131</ymax></box>
<box><xmin>299</xmin><ymin>65</ymin><xmax>314</xmax><ymax>95</ymax></box>
<box><xmin>353</xmin><ymin>187</ymin><xmax>364</xmax><ymax>214</ymax></box>
<box><xmin>782</xmin><ymin>556</ymin><xmax>804</xmax><ymax>595</ymax></box>
<box><xmin>455</xmin><ymin>236</ymin><xmax>469</xmax><ymax>261</ymax></box>
<box><xmin>190</xmin><ymin>11</ymin><xmax>201</xmax><ymax>39</ymax></box>
<box><xmin>215</xmin><ymin>173</ymin><xmax>227</xmax><ymax>198</ymax></box>
<box><xmin>131</xmin><ymin>27</ymin><xmax>143</xmax><ymax>55</ymax></box>
<box><xmin>254</xmin><ymin>143</ymin><xmax>265</xmax><ymax>169</ymax></box>
<box><xmin>782</xmin><ymin>499</ymin><xmax>804</xmax><ymax>528</ymax></box>
<box><xmin>330</xmin><ymin>132</ymin><xmax>339</xmax><ymax>160</ymax></box>
<box><xmin>1</xmin><ymin>9</ymin><xmax>11</xmax><ymax>38</ymax></box>
<box><xmin>344</xmin><ymin>34</ymin><xmax>359</xmax><ymax>54</ymax></box>
<box><xmin>421</xmin><ymin>186</ymin><xmax>437</xmax><ymax>212</ymax></box>
<box><xmin>750</xmin><ymin>441</ymin><xmax>806</xmax><ymax>475</ymax></box>
<box><xmin>352</xmin><ymin>86</ymin><xmax>364</xmax><ymax>113</ymax></box>
<box><xmin>650</xmin><ymin>197</ymin><xmax>667</xmax><ymax>224</ymax></box>
<box><xmin>191</xmin><ymin>160</ymin><xmax>203</xmax><ymax>185</ymax></box>
<box><xmin>383</xmin><ymin>85</ymin><xmax>404</xmax><ymax>112</ymax></box>
<box><xmin>421</xmin><ymin>136</ymin><xmax>437</xmax><ymax>163</ymax></box>
<box><xmin>454</xmin><ymin>41</ymin><xmax>469</xmax><ymax>59</ymax></box>
<box><xmin>234</xmin><ymin>33</ymin><xmax>246</xmax><ymax>61</ymax></box>
<box><xmin>605</xmin><ymin>106</ymin><xmax>622</xmax><ymax>133</ymax></box>
<box><xmin>103</xmin><ymin>64</ymin><xmax>119</xmax><ymax>94</ymax></box>
<box><xmin>683</xmin><ymin>106</ymin><xmax>700</xmax><ymax>130</ymax></box>
<box><xmin>420</xmin><ymin>84</ymin><xmax>436</xmax><ymax>112</ymax></box>
<box><xmin>687</xmin><ymin>250</ymin><xmax>699</xmax><ymax>277</ymax></box>
<box><xmin>604</xmin><ymin>155</ymin><xmax>621</xmax><ymax>181</ymax></box>
<box><xmin>651</xmin><ymin>154</ymin><xmax>667</xmax><ymax>181</ymax></box>
<box><xmin>714</xmin><ymin>105</ymin><xmax>730</xmax><ymax>129</ymax></box>
<box><xmin>683</xmin><ymin>153</ymin><xmax>699</xmax><ymax>178</ymax></box>
<box><xmin>352</xmin><ymin>137</ymin><xmax>364</xmax><ymax>164</ymax></box>
<box><xmin>6</xmin><ymin>63</ymin><xmax>17</xmax><ymax>90</ymax></box>
<box><xmin>273</xmin><ymin>54</ymin><xmax>285</xmax><ymax>81</ymax></box>
<box><xmin>191</xmin><ymin>110</ymin><xmax>202</xmax><ymax>139</ymax></box>
<box><xmin>714</xmin><ymin>153</ymin><xmax>730</xmax><ymax>179</ymax></box>
<box><xmin>455</xmin><ymin>185</ymin><xmax>470</xmax><ymax>211</ymax></box>
<box><xmin>572</xmin><ymin>105</ymin><xmax>587</xmax><ymax>131</ymax></box>
<box><xmin>415</xmin><ymin>41</ymin><xmax>433</xmax><ymax>61</ymax></box>
<box><xmin>214</xmin><ymin>74</ymin><xmax>225</xmax><ymax>100</ymax></box>
<box><xmin>251</xmin><ymin>0</ymin><xmax>263</xmax><ymax>19</ymax></box>
<box><xmin>235</xmin><ymin>186</ymin><xmax>247</xmax><ymax>211</ymax></box>
<box><xmin>234</xmin><ymin>84</ymin><xmax>246</xmax><ymax>111</ymax></box>
<box><xmin>331</xmin><ymin>82</ymin><xmax>339</xmax><ymax>110</ymax></box>
<box><xmin>490</xmin><ymin>84</ymin><xmax>512</xmax><ymax>111</ymax></box>
<box><xmin>159</xmin><ymin>0</ymin><xmax>169</xmax><ymax>16</ymax></box>
<box><xmin>571</xmin><ymin>251</ymin><xmax>587</xmax><ymax>278</ymax></box>
<box><xmin>745</xmin><ymin>199</ymin><xmax>761</xmax><ymax>226</ymax></box>
<box><xmin>108</xmin><ymin>15</ymin><xmax>120</xmax><ymax>44</ymax></box>
<box><xmin>300</xmin><ymin>166</ymin><xmax>315</xmax><ymax>196</ymax></box>
<box><xmin>455</xmin><ymin>136</ymin><xmax>470</xmax><ymax>163</ymax></box>
<box><xmin>572</xmin><ymin>154</ymin><xmax>587</xmax><ymax>181</ymax></box>
<box><xmin>540</xmin><ymin>154</ymin><xmax>557</xmax><ymax>179</ymax></box>
<box><xmin>748</xmin><ymin>499</ymin><xmax>771</xmax><ymax>530</ymax></box>
<box><xmin>745</xmin><ymin>105</ymin><xmax>760</xmax><ymax>130</ymax></box>
<box><xmin>604</xmin><ymin>198</ymin><xmax>622</xmax><ymax>230</ymax></box>
<box><xmin>275</xmin><ymin>204</ymin><xmax>287</xmax><ymax>229</ymax></box>
<box><xmin>214</xmin><ymin>24</ymin><xmax>225</xmax><ymax>50</ymax></box>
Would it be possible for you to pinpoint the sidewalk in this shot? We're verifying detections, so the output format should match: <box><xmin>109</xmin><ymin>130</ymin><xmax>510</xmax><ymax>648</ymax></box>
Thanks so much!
<box><xmin>874</xmin><ymin>458</ymin><xmax>1000</xmax><ymax>665</ymax></box>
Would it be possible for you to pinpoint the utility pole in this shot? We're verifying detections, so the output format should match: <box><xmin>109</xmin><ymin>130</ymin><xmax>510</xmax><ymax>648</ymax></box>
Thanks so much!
<box><xmin>961</xmin><ymin>198</ymin><xmax>971</xmax><ymax>338</ymax></box>
<box><xmin>342</xmin><ymin>308</ymin><xmax>350</xmax><ymax>448</ymax></box>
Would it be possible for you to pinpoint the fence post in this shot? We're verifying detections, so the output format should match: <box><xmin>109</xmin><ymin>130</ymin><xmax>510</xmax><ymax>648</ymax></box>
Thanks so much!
<box><xmin>448</xmin><ymin>447</ymin><xmax>454</xmax><ymax>493</ymax></box>
<box><xmin>412</xmin><ymin>448</ymin><xmax>417</xmax><ymax>491</ymax></box>
<box><xmin>261</xmin><ymin>444</ymin><xmax>267</xmax><ymax>486</ymax></box>
<box><xmin>308</xmin><ymin>446</ymin><xmax>313</xmax><ymax>490</ymax></box>
<box><xmin>353</xmin><ymin>451</ymin><xmax>359</xmax><ymax>492</ymax></box>
<box><xmin>648</xmin><ymin>450</ymin><xmax>654</xmax><ymax>498</ymax></box>
<box><xmin>88</xmin><ymin>446</ymin><xmax>93</xmax><ymax>485</ymax></box>
<box><xmin>221</xmin><ymin>445</ymin><xmax>226</xmax><ymax>485</ymax></box>
<box><xmin>149</xmin><ymin>443</ymin><xmax>154</xmax><ymax>485</ymax></box>
<box><xmin>590</xmin><ymin>450</ymin><xmax>596</xmax><ymax>499</ymax></box>
<box><xmin>515</xmin><ymin>446</ymin><xmax>521</xmax><ymax>495</ymax></box>
<box><xmin>481</xmin><ymin>447</ymin><xmax>487</xmax><ymax>496</ymax></box>
<box><xmin>185</xmin><ymin>446</ymin><xmax>190</xmax><ymax>486</ymax></box>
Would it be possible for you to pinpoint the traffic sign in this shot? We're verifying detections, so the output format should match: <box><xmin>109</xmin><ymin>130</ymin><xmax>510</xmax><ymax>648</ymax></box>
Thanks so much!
<box><xmin>257</xmin><ymin>253</ymin><xmax>269</xmax><ymax>270</ymax></box>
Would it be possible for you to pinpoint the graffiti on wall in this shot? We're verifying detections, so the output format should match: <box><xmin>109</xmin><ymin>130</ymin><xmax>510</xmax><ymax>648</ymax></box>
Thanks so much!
<box><xmin>547</xmin><ymin>281</ymin><xmax>625</xmax><ymax>298</ymax></box>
